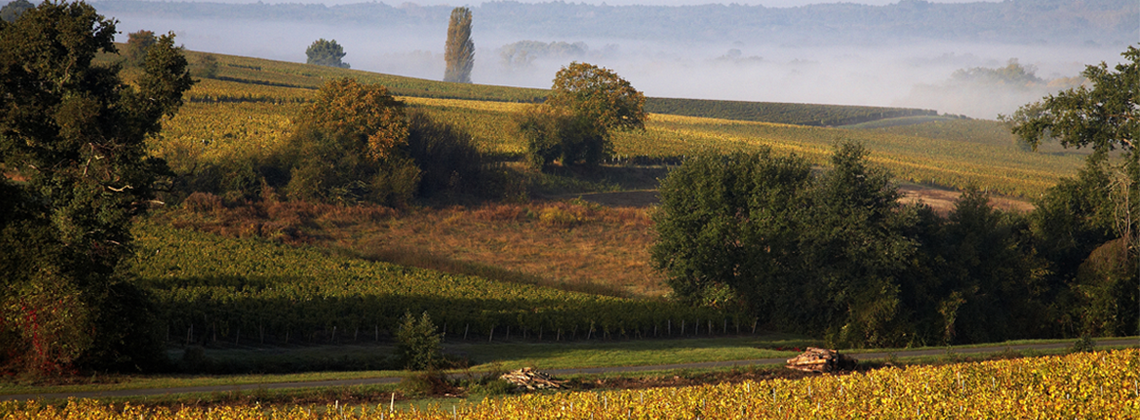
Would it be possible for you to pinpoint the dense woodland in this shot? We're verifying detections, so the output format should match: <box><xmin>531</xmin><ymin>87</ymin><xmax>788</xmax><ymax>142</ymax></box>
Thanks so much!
<box><xmin>0</xmin><ymin>1</ymin><xmax>1136</xmax><ymax>378</ymax></box>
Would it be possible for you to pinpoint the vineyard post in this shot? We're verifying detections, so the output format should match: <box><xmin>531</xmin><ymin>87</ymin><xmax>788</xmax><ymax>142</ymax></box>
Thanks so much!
<box><xmin>752</xmin><ymin>318</ymin><xmax>758</xmax><ymax>334</ymax></box>
<box><xmin>464</xmin><ymin>324</ymin><xmax>468</xmax><ymax>340</ymax></box>
<box><xmin>539</xmin><ymin>326</ymin><xmax>543</xmax><ymax>341</ymax></box>
<box><xmin>186</xmin><ymin>324</ymin><xmax>192</xmax><ymax>346</ymax></box>
<box><xmin>668</xmin><ymin>320</ymin><xmax>672</xmax><ymax>336</ymax></box>
<box><xmin>332</xmin><ymin>326</ymin><xmax>336</xmax><ymax>343</ymax></box>
<box><xmin>723</xmin><ymin>318</ymin><xmax>727</xmax><ymax>334</ymax></box>
<box><xmin>375</xmin><ymin>325</ymin><xmax>379</xmax><ymax>342</ymax></box>
<box><xmin>505</xmin><ymin>326</ymin><xmax>510</xmax><ymax>340</ymax></box>
<box><xmin>354</xmin><ymin>326</ymin><xmax>359</xmax><ymax>342</ymax></box>
<box><xmin>488</xmin><ymin>326</ymin><xmax>494</xmax><ymax>342</ymax></box>
<box><xmin>681</xmin><ymin>320</ymin><xmax>684</xmax><ymax>336</ymax></box>
<box><xmin>235</xmin><ymin>328</ymin><xmax>239</xmax><ymax>345</ymax></box>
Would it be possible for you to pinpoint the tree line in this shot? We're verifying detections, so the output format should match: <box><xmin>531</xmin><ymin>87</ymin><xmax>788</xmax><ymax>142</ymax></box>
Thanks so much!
<box><xmin>652</xmin><ymin>47</ymin><xmax>1138</xmax><ymax>347</ymax></box>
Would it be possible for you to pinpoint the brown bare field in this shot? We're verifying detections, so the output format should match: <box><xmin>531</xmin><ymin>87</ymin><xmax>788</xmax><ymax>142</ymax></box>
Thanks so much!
<box><xmin>898</xmin><ymin>184</ymin><xmax>1035</xmax><ymax>215</ymax></box>
<box><xmin>158</xmin><ymin>197</ymin><xmax>670</xmax><ymax>298</ymax></box>
<box><xmin>157</xmin><ymin>182</ymin><xmax>1033</xmax><ymax>301</ymax></box>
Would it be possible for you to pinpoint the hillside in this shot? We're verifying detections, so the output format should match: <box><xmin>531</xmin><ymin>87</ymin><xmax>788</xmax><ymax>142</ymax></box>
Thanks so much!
<box><xmin>148</xmin><ymin>49</ymin><xmax>1084</xmax><ymax>198</ymax></box>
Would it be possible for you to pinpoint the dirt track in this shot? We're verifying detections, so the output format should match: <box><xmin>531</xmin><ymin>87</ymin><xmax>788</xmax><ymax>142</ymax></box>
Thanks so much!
<box><xmin>4</xmin><ymin>338</ymin><xmax>1135</xmax><ymax>402</ymax></box>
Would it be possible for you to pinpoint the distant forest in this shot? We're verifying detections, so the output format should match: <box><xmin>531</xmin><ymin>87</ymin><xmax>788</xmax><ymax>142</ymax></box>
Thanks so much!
<box><xmin>92</xmin><ymin>0</ymin><xmax>1136</xmax><ymax>46</ymax></box>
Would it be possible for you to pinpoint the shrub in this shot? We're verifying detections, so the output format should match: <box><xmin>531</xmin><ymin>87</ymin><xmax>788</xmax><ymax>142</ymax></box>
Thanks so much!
<box><xmin>404</xmin><ymin>111</ymin><xmax>486</xmax><ymax>198</ymax></box>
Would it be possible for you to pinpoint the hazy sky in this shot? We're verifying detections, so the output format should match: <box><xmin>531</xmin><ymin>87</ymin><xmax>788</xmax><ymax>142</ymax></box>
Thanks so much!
<box><xmin>106</xmin><ymin>0</ymin><xmax>1121</xmax><ymax>119</ymax></box>
<box><xmin>167</xmin><ymin>0</ymin><xmax>998</xmax><ymax>6</ymax></box>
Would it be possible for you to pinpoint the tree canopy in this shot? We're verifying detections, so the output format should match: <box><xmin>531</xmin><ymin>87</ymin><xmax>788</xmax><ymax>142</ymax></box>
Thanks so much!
<box><xmin>444</xmin><ymin>7</ymin><xmax>474</xmax><ymax>84</ymax></box>
<box><xmin>0</xmin><ymin>0</ymin><xmax>32</xmax><ymax>22</ymax></box>
<box><xmin>547</xmin><ymin>62</ymin><xmax>647</xmax><ymax>131</ymax></box>
<box><xmin>284</xmin><ymin>78</ymin><xmax>417</xmax><ymax>205</ymax></box>
<box><xmin>518</xmin><ymin>62</ymin><xmax>645</xmax><ymax>168</ymax></box>
<box><xmin>652</xmin><ymin>142</ymin><xmax>1057</xmax><ymax>347</ymax></box>
<box><xmin>0</xmin><ymin>1</ymin><xmax>194</xmax><ymax>374</ymax></box>
<box><xmin>1006</xmin><ymin>45</ymin><xmax>1139</xmax><ymax>337</ymax></box>
<box><xmin>126</xmin><ymin>29</ymin><xmax>157</xmax><ymax>65</ymax></box>
<box><xmin>305</xmin><ymin>38</ymin><xmax>349</xmax><ymax>68</ymax></box>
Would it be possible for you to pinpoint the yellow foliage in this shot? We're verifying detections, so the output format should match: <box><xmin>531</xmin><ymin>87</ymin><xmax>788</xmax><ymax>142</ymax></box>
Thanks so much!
<box><xmin>4</xmin><ymin>350</ymin><xmax>1137</xmax><ymax>419</ymax></box>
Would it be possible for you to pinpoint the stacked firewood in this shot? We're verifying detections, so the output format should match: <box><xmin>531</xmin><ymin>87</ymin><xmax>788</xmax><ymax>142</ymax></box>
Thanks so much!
<box><xmin>500</xmin><ymin>367</ymin><xmax>565</xmax><ymax>390</ymax></box>
<box><xmin>785</xmin><ymin>347</ymin><xmax>857</xmax><ymax>373</ymax></box>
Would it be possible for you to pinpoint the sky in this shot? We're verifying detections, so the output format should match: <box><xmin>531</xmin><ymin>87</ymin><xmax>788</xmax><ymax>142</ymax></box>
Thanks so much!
<box><xmin>164</xmin><ymin>0</ymin><xmax>998</xmax><ymax>6</ymax></box>
<box><xmin>105</xmin><ymin>0</ymin><xmax>1123</xmax><ymax>119</ymax></box>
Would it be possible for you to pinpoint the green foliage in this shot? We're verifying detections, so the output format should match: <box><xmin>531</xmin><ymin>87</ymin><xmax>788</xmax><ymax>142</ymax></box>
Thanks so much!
<box><xmin>444</xmin><ymin>7</ymin><xmax>474</xmax><ymax>84</ymax></box>
<box><xmin>1070</xmin><ymin>335</ymin><xmax>1096</xmax><ymax>353</ymax></box>
<box><xmin>519</xmin><ymin>62</ymin><xmax>643</xmax><ymax>168</ymax></box>
<box><xmin>931</xmin><ymin>187</ymin><xmax>1050</xmax><ymax>343</ymax></box>
<box><xmin>0</xmin><ymin>1</ymin><xmax>193</xmax><ymax>374</ymax></box>
<box><xmin>404</xmin><ymin>110</ymin><xmax>491</xmax><ymax>198</ymax></box>
<box><xmin>516</xmin><ymin>106</ymin><xmax>607</xmax><ymax>169</ymax></box>
<box><xmin>547</xmin><ymin>62</ymin><xmax>646</xmax><ymax>132</ymax></box>
<box><xmin>395</xmin><ymin>311</ymin><xmax>444</xmax><ymax>371</ymax></box>
<box><xmin>305</xmin><ymin>38</ymin><xmax>349</xmax><ymax>69</ymax></box>
<box><xmin>651</xmin><ymin>149</ymin><xmax>813</xmax><ymax>310</ymax></box>
<box><xmin>1007</xmin><ymin>45</ymin><xmax>1139</xmax><ymax>337</ymax></box>
<box><xmin>1073</xmin><ymin>238</ymin><xmax>1139</xmax><ymax>337</ymax></box>
<box><xmin>126</xmin><ymin>30</ymin><xmax>156</xmax><ymax>66</ymax></box>
<box><xmin>652</xmin><ymin>142</ymin><xmax>1058</xmax><ymax>347</ymax></box>
<box><xmin>0</xmin><ymin>0</ymin><xmax>32</xmax><ymax>22</ymax></box>
<box><xmin>284</xmin><ymin>78</ymin><xmax>417</xmax><ymax>206</ymax></box>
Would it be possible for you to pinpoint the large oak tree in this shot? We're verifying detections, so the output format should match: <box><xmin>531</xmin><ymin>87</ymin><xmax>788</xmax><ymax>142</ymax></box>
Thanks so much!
<box><xmin>0</xmin><ymin>1</ymin><xmax>193</xmax><ymax>374</ymax></box>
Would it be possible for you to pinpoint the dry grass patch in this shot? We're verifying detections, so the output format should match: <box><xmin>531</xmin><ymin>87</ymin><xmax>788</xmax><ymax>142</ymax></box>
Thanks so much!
<box><xmin>156</xmin><ymin>197</ymin><xmax>669</xmax><ymax>298</ymax></box>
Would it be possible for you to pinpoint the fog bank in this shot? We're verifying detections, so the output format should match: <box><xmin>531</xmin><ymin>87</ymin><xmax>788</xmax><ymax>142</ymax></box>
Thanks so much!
<box><xmin>111</xmin><ymin>13</ymin><xmax>1128</xmax><ymax>119</ymax></box>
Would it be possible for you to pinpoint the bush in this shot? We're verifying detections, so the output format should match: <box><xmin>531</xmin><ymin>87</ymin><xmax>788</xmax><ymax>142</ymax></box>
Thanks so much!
<box><xmin>282</xmin><ymin>79</ymin><xmax>416</xmax><ymax>207</ymax></box>
<box><xmin>1071</xmin><ymin>335</ymin><xmax>1097</xmax><ymax>353</ymax></box>
<box><xmin>399</xmin><ymin>369</ymin><xmax>457</xmax><ymax>397</ymax></box>
<box><xmin>405</xmin><ymin>111</ymin><xmax>487</xmax><ymax>198</ymax></box>
<box><xmin>516</xmin><ymin>106</ymin><xmax>608</xmax><ymax>169</ymax></box>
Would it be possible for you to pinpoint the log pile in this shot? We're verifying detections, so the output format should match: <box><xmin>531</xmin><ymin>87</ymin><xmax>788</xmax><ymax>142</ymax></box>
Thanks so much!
<box><xmin>785</xmin><ymin>347</ymin><xmax>857</xmax><ymax>373</ymax></box>
<box><xmin>500</xmin><ymin>367</ymin><xmax>565</xmax><ymax>391</ymax></box>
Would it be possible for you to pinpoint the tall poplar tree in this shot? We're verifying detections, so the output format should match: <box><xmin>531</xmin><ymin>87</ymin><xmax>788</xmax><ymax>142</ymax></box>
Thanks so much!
<box><xmin>444</xmin><ymin>7</ymin><xmax>474</xmax><ymax>83</ymax></box>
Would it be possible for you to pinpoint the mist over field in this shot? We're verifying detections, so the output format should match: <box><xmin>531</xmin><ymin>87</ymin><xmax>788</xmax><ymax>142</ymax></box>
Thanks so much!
<box><xmin>97</xmin><ymin>0</ymin><xmax>1136</xmax><ymax>119</ymax></box>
